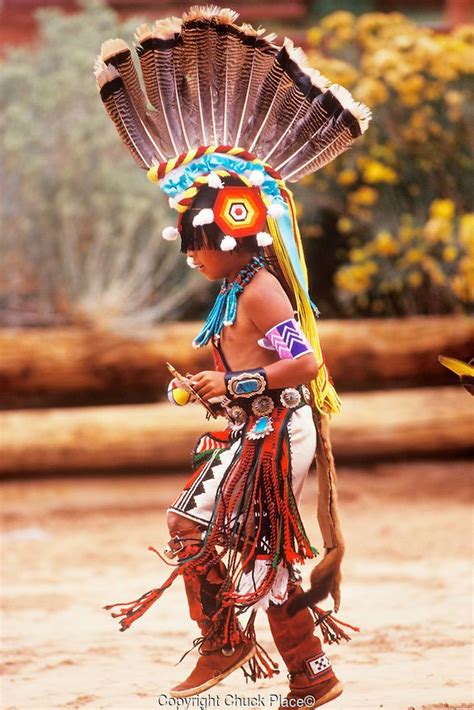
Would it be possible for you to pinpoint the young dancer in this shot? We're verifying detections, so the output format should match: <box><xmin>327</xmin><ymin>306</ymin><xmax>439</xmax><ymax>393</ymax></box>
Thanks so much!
<box><xmin>95</xmin><ymin>6</ymin><xmax>370</xmax><ymax>706</ymax></box>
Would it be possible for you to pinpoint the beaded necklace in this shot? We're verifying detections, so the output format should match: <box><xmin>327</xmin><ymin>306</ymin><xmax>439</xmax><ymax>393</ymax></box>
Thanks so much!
<box><xmin>193</xmin><ymin>255</ymin><xmax>265</xmax><ymax>348</ymax></box>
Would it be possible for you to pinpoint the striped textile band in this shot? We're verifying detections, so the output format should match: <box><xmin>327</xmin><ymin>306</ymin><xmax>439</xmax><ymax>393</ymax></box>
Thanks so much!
<box><xmin>174</xmin><ymin>170</ymin><xmax>251</xmax><ymax>215</ymax></box>
<box><xmin>147</xmin><ymin>145</ymin><xmax>283</xmax><ymax>183</ymax></box>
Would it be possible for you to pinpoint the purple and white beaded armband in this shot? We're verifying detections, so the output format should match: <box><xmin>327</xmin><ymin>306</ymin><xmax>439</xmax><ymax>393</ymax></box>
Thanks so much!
<box><xmin>260</xmin><ymin>318</ymin><xmax>313</xmax><ymax>360</ymax></box>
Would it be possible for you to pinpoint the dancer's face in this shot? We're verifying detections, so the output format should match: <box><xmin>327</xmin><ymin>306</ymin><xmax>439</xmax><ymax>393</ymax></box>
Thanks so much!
<box><xmin>186</xmin><ymin>249</ymin><xmax>255</xmax><ymax>281</ymax></box>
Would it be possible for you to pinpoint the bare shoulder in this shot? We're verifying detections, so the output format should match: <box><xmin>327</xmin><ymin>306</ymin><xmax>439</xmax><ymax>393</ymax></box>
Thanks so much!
<box><xmin>241</xmin><ymin>268</ymin><xmax>289</xmax><ymax>305</ymax></box>
<box><xmin>240</xmin><ymin>267</ymin><xmax>293</xmax><ymax>331</ymax></box>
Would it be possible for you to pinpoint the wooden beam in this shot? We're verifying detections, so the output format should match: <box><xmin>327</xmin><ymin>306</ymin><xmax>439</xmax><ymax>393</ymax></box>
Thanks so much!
<box><xmin>0</xmin><ymin>316</ymin><xmax>472</xmax><ymax>407</ymax></box>
<box><xmin>0</xmin><ymin>387</ymin><xmax>471</xmax><ymax>474</ymax></box>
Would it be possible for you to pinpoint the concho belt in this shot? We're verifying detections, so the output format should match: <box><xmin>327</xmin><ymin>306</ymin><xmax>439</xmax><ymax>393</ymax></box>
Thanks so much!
<box><xmin>221</xmin><ymin>384</ymin><xmax>311</xmax><ymax>440</ymax></box>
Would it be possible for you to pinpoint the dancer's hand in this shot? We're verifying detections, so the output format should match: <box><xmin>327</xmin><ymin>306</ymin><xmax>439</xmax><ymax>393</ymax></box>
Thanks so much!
<box><xmin>191</xmin><ymin>370</ymin><xmax>226</xmax><ymax>400</ymax></box>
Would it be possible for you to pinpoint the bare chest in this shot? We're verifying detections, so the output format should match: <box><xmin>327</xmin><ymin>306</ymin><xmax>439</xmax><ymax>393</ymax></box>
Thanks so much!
<box><xmin>219</xmin><ymin>303</ymin><xmax>278</xmax><ymax>371</ymax></box>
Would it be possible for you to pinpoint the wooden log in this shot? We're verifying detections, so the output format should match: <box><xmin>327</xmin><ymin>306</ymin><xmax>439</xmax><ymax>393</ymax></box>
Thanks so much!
<box><xmin>330</xmin><ymin>386</ymin><xmax>473</xmax><ymax>460</ymax></box>
<box><xmin>0</xmin><ymin>316</ymin><xmax>472</xmax><ymax>407</ymax></box>
<box><xmin>0</xmin><ymin>323</ymin><xmax>212</xmax><ymax>408</ymax></box>
<box><xmin>320</xmin><ymin>315</ymin><xmax>474</xmax><ymax>391</ymax></box>
<box><xmin>0</xmin><ymin>387</ymin><xmax>471</xmax><ymax>475</ymax></box>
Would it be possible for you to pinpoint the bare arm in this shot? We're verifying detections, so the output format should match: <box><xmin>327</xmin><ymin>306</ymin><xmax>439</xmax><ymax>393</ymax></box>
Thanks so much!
<box><xmin>244</xmin><ymin>275</ymin><xmax>319</xmax><ymax>389</ymax></box>
<box><xmin>192</xmin><ymin>271</ymin><xmax>319</xmax><ymax>398</ymax></box>
<box><xmin>264</xmin><ymin>353</ymin><xmax>318</xmax><ymax>389</ymax></box>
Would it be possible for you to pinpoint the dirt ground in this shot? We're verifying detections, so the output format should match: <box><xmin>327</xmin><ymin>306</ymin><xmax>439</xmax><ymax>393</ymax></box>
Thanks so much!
<box><xmin>1</xmin><ymin>460</ymin><xmax>473</xmax><ymax>710</ymax></box>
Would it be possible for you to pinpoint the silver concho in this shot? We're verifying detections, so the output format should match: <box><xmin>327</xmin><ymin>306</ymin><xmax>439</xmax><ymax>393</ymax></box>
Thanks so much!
<box><xmin>227</xmin><ymin>405</ymin><xmax>247</xmax><ymax>425</ymax></box>
<box><xmin>251</xmin><ymin>395</ymin><xmax>274</xmax><ymax>417</ymax></box>
<box><xmin>280</xmin><ymin>387</ymin><xmax>302</xmax><ymax>409</ymax></box>
<box><xmin>301</xmin><ymin>384</ymin><xmax>311</xmax><ymax>404</ymax></box>
<box><xmin>246</xmin><ymin>415</ymin><xmax>274</xmax><ymax>440</ymax></box>
<box><xmin>221</xmin><ymin>646</ymin><xmax>235</xmax><ymax>657</ymax></box>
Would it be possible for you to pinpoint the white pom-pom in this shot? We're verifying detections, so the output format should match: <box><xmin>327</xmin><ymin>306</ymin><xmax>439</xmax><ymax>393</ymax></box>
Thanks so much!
<box><xmin>267</xmin><ymin>201</ymin><xmax>285</xmax><ymax>219</ymax></box>
<box><xmin>207</xmin><ymin>171</ymin><xmax>224</xmax><ymax>189</ymax></box>
<box><xmin>186</xmin><ymin>256</ymin><xmax>198</xmax><ymax>268</ymax></box>
<box><xmin>162</xmin><ymin>226</ymin><xmax>179</xmax><ymax>241</ymax></box>
<box><xmin>256</xmin><ymin>231</ymin><xmax>273</xmax><ymax>247</ymax></box>
<box><xmin>220</xmin><ymin>236</ymin><xmax>237</xmax><ymax>251</ymax></box>
<box><xmin>248</xmin><ymin>170</ymin><xmax>265</xmax><ymax>186</ymax></box>
<box><xmin>168</xmin><ymin>197</ymin><xmax>178</xmax><ymax>210</ymax></box>
<box><xmin>192</xmin><ymin>208</ymin><xmax>214</xmax><ymax>227</ymax></box>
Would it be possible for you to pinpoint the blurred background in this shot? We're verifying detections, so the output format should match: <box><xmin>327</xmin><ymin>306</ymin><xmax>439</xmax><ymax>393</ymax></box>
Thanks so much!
<box><xmin>1</xmin><ymin>2</ymin><xmax>473</xmax><ymax>709</ymax></box>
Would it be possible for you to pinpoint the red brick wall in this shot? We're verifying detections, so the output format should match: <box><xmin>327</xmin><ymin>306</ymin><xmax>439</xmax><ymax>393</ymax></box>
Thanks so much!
<box><xmin>0</xmin><ymin>0</ymin><xmax>310</xmax><ymax>51</ymax></box>
<box><xmin>1</xmin><ymin>0</ymin><xmax>470</xmax><ymax>52</ymax></box>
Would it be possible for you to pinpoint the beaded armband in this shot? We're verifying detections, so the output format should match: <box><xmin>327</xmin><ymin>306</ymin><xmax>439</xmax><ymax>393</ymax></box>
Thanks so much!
<box><xmin>225</xmin><ymin>368</ymin><xmax>267</xmax><ymax>399</ymax></box>
<box><xmin>262</xmin><ymin>318</ymin><xmax>313</xmax><ymax>360</ymax></box>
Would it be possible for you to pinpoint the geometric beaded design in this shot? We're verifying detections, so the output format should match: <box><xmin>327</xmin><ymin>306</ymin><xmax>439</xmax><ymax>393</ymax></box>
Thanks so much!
<box><xmin>305</xmin><ymin>652</ymin><xmax>332</xmax><ymax>680</ymax></box>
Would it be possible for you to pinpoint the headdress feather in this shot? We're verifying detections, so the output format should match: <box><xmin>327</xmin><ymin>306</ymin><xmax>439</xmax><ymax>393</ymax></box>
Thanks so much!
<box><xmin>95</xmin><ymin>6</ymin><xmax>370</xmax><ymax>173</ymax></box>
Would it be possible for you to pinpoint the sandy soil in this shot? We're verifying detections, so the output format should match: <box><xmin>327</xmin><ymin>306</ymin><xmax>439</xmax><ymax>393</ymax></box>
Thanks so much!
<box><xmin>1</xmin><ymin>460</ymin><xmax>473</xmax><ymax>710</ymax></box>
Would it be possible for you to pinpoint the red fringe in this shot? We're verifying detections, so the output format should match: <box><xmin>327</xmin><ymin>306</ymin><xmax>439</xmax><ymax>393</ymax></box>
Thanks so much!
<box><xmin>313</xmin><ymin>606</ymin><xmax>360</xmax><ymax>644</ymax></box>
<box><xmin>105</xmin><ymin>406</ymin><xmax>318</xmax><ymax>641</ymax></box>
<box><xmin>103</xmin><ymin>567</ymin><xmax>180</xmax><ymax>631</ymax></box>
<box><xmin>241</xmin><ymin>611</ymin><xmax>279</xmax><ymax>682</ymax></box>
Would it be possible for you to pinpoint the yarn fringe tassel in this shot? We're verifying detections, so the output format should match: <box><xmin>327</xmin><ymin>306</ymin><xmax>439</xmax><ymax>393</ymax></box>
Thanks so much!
<box><xmin>103</xmin><ymin>567</ymin><xmax>180</xmax><ymax>631</ymax></box>
<box><xmin>267</xmin><ymin>191</ymin><xmax>341</xmax><ymax>416</ymax></box>
<box><xmin>241</xmin><ymin>611</ymin><xmax>280</xmax><ymax>682</ymax></box>
<box><xmin>313</xmin><ymin>606</ymin><xmax>360</xmax><ymax>644</ymax></box>
<box><xmin>104</xmin><ymin>411</ymin><xmax>317</xmax><ymax>640</ymax></box>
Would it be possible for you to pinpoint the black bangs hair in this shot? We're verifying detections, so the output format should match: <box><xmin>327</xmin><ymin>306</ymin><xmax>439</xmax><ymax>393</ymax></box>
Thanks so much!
<box><xmin>179</xmin><ymin>176</ymin><xmax>263</xmax><ymax>254</ymax></box>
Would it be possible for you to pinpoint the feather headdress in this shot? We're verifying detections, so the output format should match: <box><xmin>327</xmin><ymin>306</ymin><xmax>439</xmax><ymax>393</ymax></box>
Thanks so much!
<box><xmin>94</xmin><ymin>8</ymin><xmax>370</xmax><ymax>175</ymax></box>
<box><xmin>94</xmin><ymin>5</ymin><xmax>372</xmax><ymax>414</ymax></box>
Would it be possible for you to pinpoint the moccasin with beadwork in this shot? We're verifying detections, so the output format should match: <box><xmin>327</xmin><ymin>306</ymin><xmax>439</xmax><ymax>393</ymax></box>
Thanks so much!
<box><xmin>169</xmin><ymin>639</ymin><xmax>255</xmax><ymax>698</ymax></box>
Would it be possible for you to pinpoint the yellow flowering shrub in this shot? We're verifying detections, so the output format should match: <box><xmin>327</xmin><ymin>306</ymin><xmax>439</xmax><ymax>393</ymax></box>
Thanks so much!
<box><xmin>335</xmin><ymin>205</ymin><xmax>474</xmax><ymax>315</ymax></box>
<box><xmin>297</xmin><ymin>11</ymin><xmax>474</xmax><ymax>316</ymax></box>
